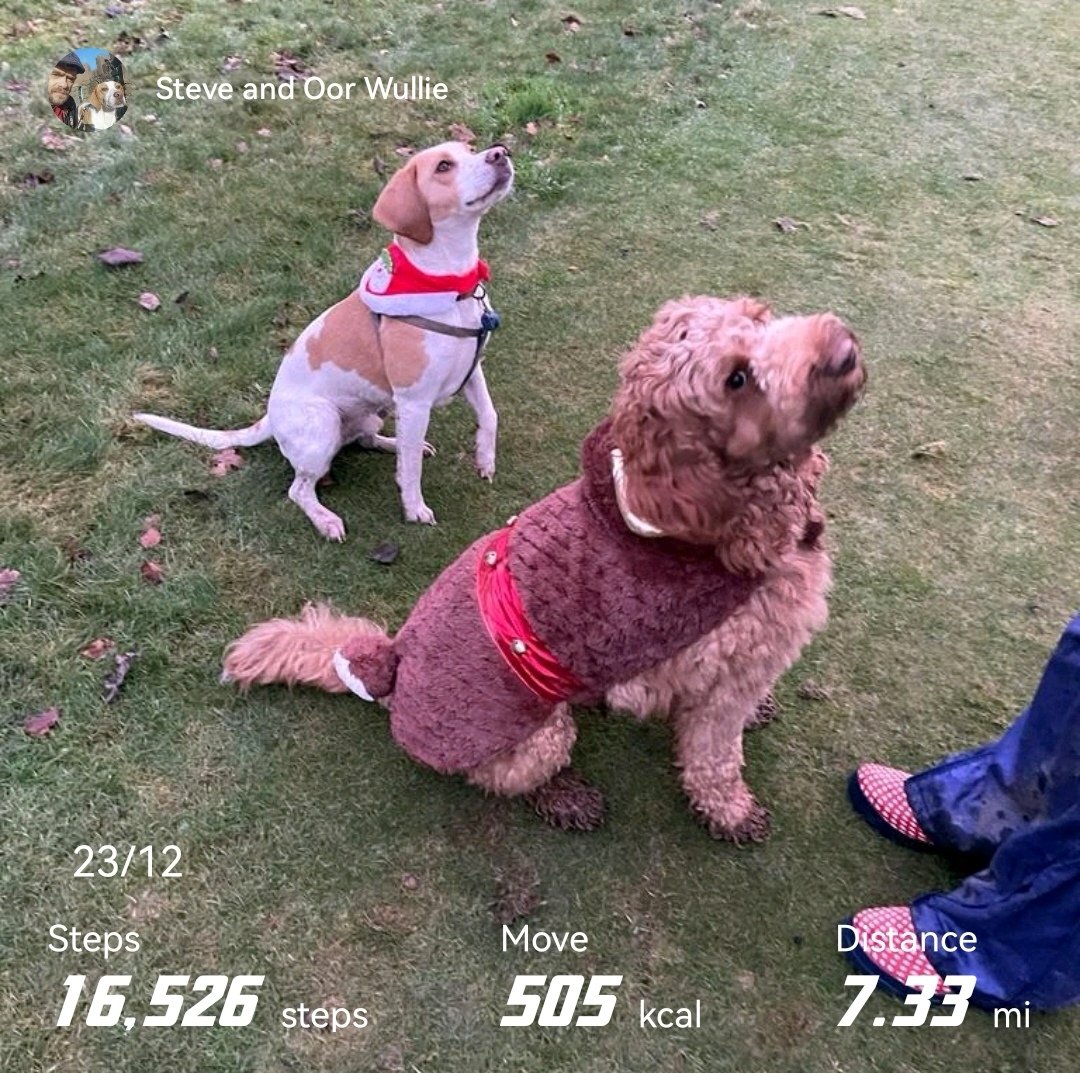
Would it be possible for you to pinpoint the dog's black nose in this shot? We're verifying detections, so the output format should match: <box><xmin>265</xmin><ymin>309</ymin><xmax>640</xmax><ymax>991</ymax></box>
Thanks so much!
<box><xmin>485</xmin><ymin>145</ymin><xmax>511</xmax><ymax>166</ymax></box>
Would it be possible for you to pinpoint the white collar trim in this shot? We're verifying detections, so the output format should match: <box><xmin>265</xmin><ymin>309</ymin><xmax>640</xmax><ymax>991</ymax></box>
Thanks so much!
<box><xmin>611</xmin><ymin>449</ymin><xmax>667</xmax><ymax>538</ymax></box>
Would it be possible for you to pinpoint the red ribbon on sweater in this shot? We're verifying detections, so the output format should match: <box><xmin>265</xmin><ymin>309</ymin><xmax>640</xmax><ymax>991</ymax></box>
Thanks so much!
<box><xmin>475</xmin><ymin>526</ymin><xmax>584</xmax><ymax>705</ymax></box>
<box><xmin>375</xmin><ymin>242</ymin><xmax>490</xmax><ymax>298</ymax></box>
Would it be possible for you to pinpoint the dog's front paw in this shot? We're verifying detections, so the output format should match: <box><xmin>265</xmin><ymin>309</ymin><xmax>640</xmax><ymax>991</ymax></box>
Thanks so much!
<box><xmin>698</xmin><ymin>799</ymin><xmax>772</xmax><ymax>844</ymax></box>
<box><xmin>525</xmin><ymin>769</ymin><xmax>606</xmax><ymax>831</ymax></box>
<box><xmin>404</xmin><ymin>502</ymin><xmax>437</xmax><ymax>525</ymax></box>
<box><xmin>422</xmin><ymin>441</ymin><xmax>437</xmax><ymax>458</ymax></box>
<box><xmin>476</xmin><ymin>457</ymin><xmax>496</xmax><ymax>482</ymax></box>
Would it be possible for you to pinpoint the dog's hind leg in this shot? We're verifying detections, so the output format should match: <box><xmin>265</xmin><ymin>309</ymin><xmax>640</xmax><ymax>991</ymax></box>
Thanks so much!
<box><xmin>349</xmin><ymin>412</ymin><xmax>435</xmax><ymax>458</ymax></box>
<box><xmin>274</xmin><ymin>401</ymin><xmax>347</xmax><ymax>541</ymax></box>
<box><xmin>466</xmin><ymin>706</ymin><xmax>605</xmax><ymax>830</ymax></box>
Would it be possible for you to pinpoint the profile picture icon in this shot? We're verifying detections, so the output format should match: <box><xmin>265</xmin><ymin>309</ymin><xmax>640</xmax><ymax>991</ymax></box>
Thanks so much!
<box><xmin>48</xmin><ymin>47</ymin><xmax>127</xmax><ymax>133</ymax></box>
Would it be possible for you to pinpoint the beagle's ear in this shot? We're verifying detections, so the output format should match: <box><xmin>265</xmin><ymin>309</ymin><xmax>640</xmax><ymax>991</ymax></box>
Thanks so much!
<box><xmin>88</xmin><ymin>81</ymin><xmax>105</xmax><ymax>108</ymax></box>
<box><xmin>372</xmin><ymin>160</ymin><xmax>434</xmax><ymax>245</ymax></box>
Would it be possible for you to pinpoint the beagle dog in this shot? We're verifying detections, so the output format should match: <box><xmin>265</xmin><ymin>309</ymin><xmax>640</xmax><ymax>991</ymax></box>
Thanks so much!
<box><xmin>135</xmin><ymin>141</ymin><xmax>514</xmax><ymax>539</ymax></box>
<box><xmin>77</xmin><ymin>79</ymin><xmax>125</xmax><ymax>130</ymax></box>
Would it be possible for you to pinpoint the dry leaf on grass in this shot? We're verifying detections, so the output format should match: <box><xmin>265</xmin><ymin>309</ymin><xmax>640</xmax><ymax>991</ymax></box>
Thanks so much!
<box><xmin>911</xmin><ymin>440</ymin><xmax>948</xmax><ymax>460</ymax></box>
<box><xmin>210</xmin><ymin>447</ymin><xmax>245</xmax><ymax>476</ymax></box>
<box><xmin>272</xmin><ymin>49</ymin><xmax>313</xmax><ymax>80</ymax></box>
<box><xmin>138</xmin><ymin>292</ymin><xmax>161</xmax><ymax>311</ymax></box>
<box><xmin>0</xmin><ymin>567</ymin><xmax>21</xmax><ymax>603</ymax></box>
<box><xmin>1030</xmin><ymin>215</ymin><xmax>1060</xmax><ymax>228</ymax></box>
<box><xmin>394</xmin><ymin>145</ymin><xmax>416</xmax><ymax>157</ymax></box>
<box><xmin>98</xmin><ymin>246</ymin><xmax>144</xmax><ymax>267</ymax></box>
<box><xmin>40</xmin><ymin>129</ymin><xmax>72</xmax><ymax>151</ymax></box>
<box><xmin>700</xmin><ymin>210</ymin><xmax>721</xmax><ymax>231</ymax></box>
<box><xmin>545</xmin><ymin>51</ymin><xmax>562</xmax><ymax>64</ymax></box>
<box><xmin>524</xmin><ymin>121</ymin><xmax>540</xmax><ymax>136</ymax></box>
<box><xmin>814</xmin><ymin>5</ymin><xmax>866</xmax><ymax>18</ymax></box>
<box><xmin>449</xmin><ymin>122</ymin><xmax>476</xmax><ymax>144</ymax></box>
<box><xmin>138</xmin><ymin>527</ymin><xmax>161</xmax><ymax>549</ymax></box>
<box><xmin>20</xmin><ymin>170</ymin><xmax>54</xmax><ymax>188</ymax></box>
<box><xmin>221</xmin><ymin>55</ymin><xmax>243</xmax><ymax>73</ymax></box>
<box><xmin>103</xmin><ymin>649</ymin><xmax>139</xmax><ymax>704</ymax></box>
<box><xmin>79</xmin><ymin>637</ymin><xmax>115</xmax><ymax>660</ymax></box>
<box><xmin>24</xmin><ymin>708</ymin><xmax>61</xmax><ymax>737</ymax></box>
<box><xmin>561</xmin><ymin>13</ymin><xmax>583</xmax><ymax>32</ymax></box>
<box><xmin>774</xmin><ymin>216</ymin><xmax>805</xmax><ymax>234</ymax></box>
<box><xmin>140</xmin><ymin>560</ymin><xmax>165</xmax><ymax>585</ymax></box>
<box><xmin>370</xmin><ymin>541</ymin><xmax>400</xmax><ymax>565</ymax></box>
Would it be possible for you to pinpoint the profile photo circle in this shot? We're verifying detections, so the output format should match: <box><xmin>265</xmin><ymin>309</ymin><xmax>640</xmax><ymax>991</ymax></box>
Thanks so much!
<box><xmin>48</xmin><ymin>47</ymin><xmax>128</xmax><ymax>132</ymax></box>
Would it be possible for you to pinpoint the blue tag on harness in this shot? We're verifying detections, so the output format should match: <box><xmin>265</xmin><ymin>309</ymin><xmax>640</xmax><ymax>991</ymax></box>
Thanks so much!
<box><xmin>481</xmin><ymin>309</ymin><xmax>502</xmax><ymax>333</ymax></box>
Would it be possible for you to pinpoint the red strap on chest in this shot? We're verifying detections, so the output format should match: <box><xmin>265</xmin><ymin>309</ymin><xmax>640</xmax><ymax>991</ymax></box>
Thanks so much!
<box><xmin>475</xmin><ymin>526</ymin><xmax>584</xmax><ymax>705</ymax></box>
<box><xmin>382</xmin><ymin>242</ymin><xmax>490</xmax><ymax>297</ymax></box>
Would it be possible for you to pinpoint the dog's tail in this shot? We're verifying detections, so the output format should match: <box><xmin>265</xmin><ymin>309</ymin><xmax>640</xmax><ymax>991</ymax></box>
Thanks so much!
<box><xmin>133</xmin><ymin>411</ymin><xmax>273</xmax><ymax>450</ymax></box>
<box><xmin>222</xmin><ymin>603</ymin><xmax>398</xmax><ymax>700</ymax></box>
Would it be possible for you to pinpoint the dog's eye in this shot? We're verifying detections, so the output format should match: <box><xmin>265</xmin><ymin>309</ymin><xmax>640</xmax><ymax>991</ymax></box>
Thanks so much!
<box><xmin>435</xmin><ymin>160</ymin><xmax>454</xmax><ymax>173</ymax></box>
<box><xmin>726</xmin><ymin>368</ymin><xmax>748</xmax><ymax>391</ymax></box>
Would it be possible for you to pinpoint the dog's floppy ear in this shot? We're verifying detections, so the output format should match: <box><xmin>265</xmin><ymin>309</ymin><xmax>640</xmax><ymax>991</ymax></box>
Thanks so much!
<box><xmin>372</xmin><ymin>159</ymin><xmax>434</xmax><ymax>245</ymax></box>
<box><xmin>87</xmin><ymin>81</ymin><xmax>104</xmax><ymax>109</ymax></box>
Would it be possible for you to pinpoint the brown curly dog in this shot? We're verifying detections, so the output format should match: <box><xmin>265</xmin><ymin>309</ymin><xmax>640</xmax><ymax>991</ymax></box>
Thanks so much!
<box><xmin>223</xmin><ymin>296</ymin><xmax>865</xmax><ymax>842</ymax></box>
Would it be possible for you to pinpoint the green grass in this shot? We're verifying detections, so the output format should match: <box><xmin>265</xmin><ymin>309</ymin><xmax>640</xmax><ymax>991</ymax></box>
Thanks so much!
<box><xmin>2</xmin><ymin>1</ymin><xmax>1079</xmax><ymax>1070</ymax></box>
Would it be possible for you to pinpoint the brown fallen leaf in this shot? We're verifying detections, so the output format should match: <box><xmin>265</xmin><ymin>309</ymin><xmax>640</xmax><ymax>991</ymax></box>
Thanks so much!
<box><xmin>394</xmin><ymin>145</ymin><xmax>416</xmax><ymax>157</ymax></box>
<box><xmin>210</xmin><ymin>447</ymin><xmax>245</xmax><ymax>476</ymax></box>
<box><xmin>774</xmin><ymin>216</ymin><xmax>803</xmax><ymax>234</ymax></box>
<box><xmin>138</xmin><ymin>292</ymin><xmax>161</xmax><ymax>311</ymax></box>
<box><xmin>449</xmin><ymin>122</ymin><xmax>476</xmax><ymax>144</ymax></box>
<box><xmin>0</xmin><ymin>567</ymin><xmax>21</xmax><ymax>603</ymax></box>
<box><xmin>700</xmin><ymin>210</ymin><xmax>721</xmax><ymax>231</ymax></box>
<box><xmin>524</xmin><ymin>120</ymin><xmax>540</xmax><ymax>136</ymax></box>
<box><xmin>24</xmin><ymin>707</ymin><xmax>61</xmax><ymax>737</ymax></box>
<box><xmin>561</xmin><ymin>13</ymin><xmax>583</xmax><ymax>32</ymax></box>
<box><xmin>1030</xmin><ymin>215</ymin><xmax>1060</xmax><ymax>228</ymax></box>
<box><xmin>272</xmin><ymin>49</ymin><xmax>313</xmax><ymax>81</ymax></box>
<box><xmin>40</xmin><ymin>129</ymin><xmax>72</xmax><ymax>151</ymax></box>
<box><xmin>140</xmin><ymin>560</ymin><xmax>165</xmax><ymax>585</ymax></box>
<box><xmin>401</xmin><ymin>873</ymin><xmax>420</xmax><ymax>891</ymax></box>
<box><xmin>256</xmin><ymin>126</ymin><xmax>271</xmax><ymax>138</ymax></box>
<box><xmin>370</xmin><ymin>541</ymin><xmax>400</xmax><ymax>565</ymax></box>
<box><xmin>103</xmin><ymin>649</ymin><xmax>139</xmax><ymax>704</ymax></box>
<box><xmin>545</xmin><ymin>51</ymin><xmax>562</xmax><ymax>64</ymax></box>
<box><xmin>98</xmin><ymin>246</ymin><xmax>144</xmax><ymax>267</ymax></box>
<box><xmin>911</xmin><ymin>440</ymin><xmax>948</xmax><ymax>460</ymax></box>
<box><xmin>815</xmin><ymin>5</ymin><xmax>866</xmax><ymax>17</ymax></box>
<box><xmin>20</xmin><ymin>170</ymin><xmax>54</xmax><ymax>188</ymax></box>
<box><xmin>79</xmin><ymin>637</ymin><xmax>115</xmax><ymax>660</ymax></box>
<box><xmin>221</xmin><ymin>54</ymin><xmax>243</xmax><ymax>73</ymax></box>
<box><xmin>796</xmin><ymin>679</ymin><xmax>833</xmax><ymax>702</ymax></box>
<box><xmin>139</xmin><ymin>527</ymin><xmax>162</xmax><ymax>549</ymax></box>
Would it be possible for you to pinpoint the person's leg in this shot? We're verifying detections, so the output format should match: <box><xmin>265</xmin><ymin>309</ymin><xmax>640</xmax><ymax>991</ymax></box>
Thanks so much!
<box><xmin>852</xmin><ymin>612</ymin><xmax>1080</xmax><ymax>857</ymax></box>
<box><xmin>844</xmin><ymin>811</ymin><xmax>1080</xmax><ymax>1010</ymax></box>
<box><xmin>910</xmin><ymin>811</ymin><xmax>1080</xmax><ymax>1009</ymax></box>
<box><xmin>906</xmin><ymin>612</ymin><xmax>1080</xmax><ymax>857</ymax></box>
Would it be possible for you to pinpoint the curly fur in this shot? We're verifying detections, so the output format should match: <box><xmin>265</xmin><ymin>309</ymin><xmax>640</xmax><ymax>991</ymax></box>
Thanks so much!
<box><xmin>223</xmin><ymin>295</ymin><xmax>865</xmax><ymax>839</ymax></box>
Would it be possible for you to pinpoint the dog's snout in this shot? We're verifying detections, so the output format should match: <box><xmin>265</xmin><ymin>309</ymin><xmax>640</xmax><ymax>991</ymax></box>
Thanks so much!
<box><xmin>821</xmin><ymin>327</ymin><xmax>862</xmax><ymax>379</ymax></box>
<box><xmin>485</xmin><ymin>144</ymin><xmax>511</xmax><ymax>167</ymax></box>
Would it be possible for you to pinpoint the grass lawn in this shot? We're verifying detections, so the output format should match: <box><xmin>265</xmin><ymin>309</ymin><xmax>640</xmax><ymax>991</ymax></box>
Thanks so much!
<box><xmin>2</xmin><ymin>0</ymin><xmax>1079</xmax><ymax>1070</ymax></box>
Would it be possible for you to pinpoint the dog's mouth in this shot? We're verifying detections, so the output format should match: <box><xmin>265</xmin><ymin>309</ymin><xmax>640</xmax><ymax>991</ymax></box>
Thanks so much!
<box><xmin>466</xmin><ymin>172</ymin><xmax>512</xmax><ymax>207</ymax></box>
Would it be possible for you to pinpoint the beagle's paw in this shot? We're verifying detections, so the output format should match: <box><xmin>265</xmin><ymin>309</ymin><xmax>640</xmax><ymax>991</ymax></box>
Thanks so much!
<box><xmin>404</xmin><ymin>502</ymin><xmax>437</xmax><ymax>525</ymax></box>
<box><xmin>311</xmin><ymin>510</ymin><xmax>346</xmax><ymax>542</ymax></box>
<box><xmin>476</xmin><ymin>458</ymin><xmax>496</xmax><ymax>481</ymax></box>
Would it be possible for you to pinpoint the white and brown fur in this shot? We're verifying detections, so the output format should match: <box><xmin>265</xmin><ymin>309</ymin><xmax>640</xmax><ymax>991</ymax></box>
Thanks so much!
<box><xmin>134</xmin><ymin>141</ymin><xmax>513</xmax><ymax>539</ymax></box>
<box><xmin>77</xmin><ymin>79</ymin><xmax>125</xmax><ymax>130</ymax></box>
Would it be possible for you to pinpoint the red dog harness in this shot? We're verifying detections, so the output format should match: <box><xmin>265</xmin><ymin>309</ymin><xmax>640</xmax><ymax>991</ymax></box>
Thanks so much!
<box><xmin>475</xmin><ymin>524</ymin><xmax>585</xmax><ymax>704</ymax></box>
